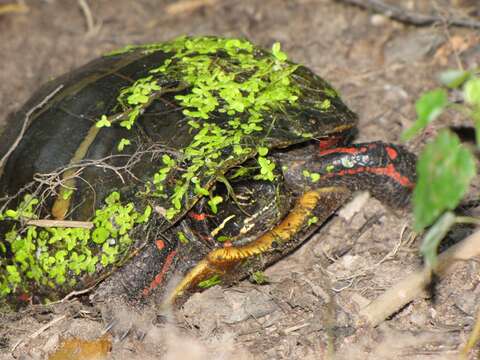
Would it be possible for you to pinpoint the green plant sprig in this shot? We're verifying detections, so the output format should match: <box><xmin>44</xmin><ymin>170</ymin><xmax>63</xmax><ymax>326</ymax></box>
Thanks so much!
<box><xmin>403</xmin><ymin>69</ymin><xmax>479</xmax><ymax>268</ymax></box>
<box><xmin>0</xmin><ymin>192</ymin><xmax>151</xmax><ymax>298</ymax></box>
<box><xmin>109</xmin><ymin>37</ymin><xmax>302</xmax><ymax>220</ymax></box>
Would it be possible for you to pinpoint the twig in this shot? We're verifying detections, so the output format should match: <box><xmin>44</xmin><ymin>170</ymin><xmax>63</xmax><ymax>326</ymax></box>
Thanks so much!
<box><xmin>11</xmin><ymin>314</ymin><xmax>67</xmax><ymax>353</ymax></box>
<box><xmin>338</xmin><ymin>0</ymin><xmax>480</xmax><ymax>29</ymax></box>
<box><xmin>461</xmin><ymin>305</ymin><xmax>480</xmax><ymax>359</ymax></box>
<box><xmin>0</xmin><ymin>2</ymin><xmax>28</xmax><ymax>15</ymax></box>
<box><xmin>0</xmin><ymin>84</ymin><xmax>63</xmax><ymax>171</ymax></box>
<box><xmin>283</xmin><ymin>322</ymin><xmax>310</xmax><ymax>334</ymax></box>
<box><xmin>26</xmin><ymin>219</ymin><xmax>93</xmax><ymax>229</ymax></box>
<box><xmin>165</xmin><ymin>0</ymin><xmax>219</xmax><ymax>15</ymax></box>
<box><xmin>358</xmin><ymin>228</ymin><xmax>480</xmax><ymax>327</ymax></box>
<box><xmin>77</xmin><ymin>0</ymin><xmax>99</xmax><ymax>35</ymax></box>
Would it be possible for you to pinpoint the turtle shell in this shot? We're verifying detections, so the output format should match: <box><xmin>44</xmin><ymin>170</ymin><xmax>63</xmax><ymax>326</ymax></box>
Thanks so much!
<box><xmin>0</xmin><ymin>36</ymin><xmax>356</xmax><ymax>301</ymax></box>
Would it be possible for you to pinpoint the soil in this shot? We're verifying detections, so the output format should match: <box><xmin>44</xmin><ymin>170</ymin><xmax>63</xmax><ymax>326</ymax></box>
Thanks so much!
<box><xmin>1</xmin><ymin>0</ymin><xmax>480</xmax><ymax>359</ymax></box>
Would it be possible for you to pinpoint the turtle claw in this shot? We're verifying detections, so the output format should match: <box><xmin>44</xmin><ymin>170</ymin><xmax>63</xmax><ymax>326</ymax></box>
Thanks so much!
<box><xmin>96</xmin><ymin>298</ymin><xmax>152</xmax><ymax>343</ymax></box>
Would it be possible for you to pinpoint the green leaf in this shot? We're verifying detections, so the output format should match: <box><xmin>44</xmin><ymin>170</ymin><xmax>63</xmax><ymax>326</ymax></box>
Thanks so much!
<box><xmin>62</xmin><ymin>189</ymin><xmax>74</xmax><ymax>200</ymax></box>
<box><xmin>165</xmin><ymin>207</ymin><xmax>179</xmax><ymax>220</ymax></box>
<box><xmin>208</xmin><ymin>195</ymin><xmax>223</xmax><ymax>214</ymax></box>
<box><xmin>95</xmin><ymin>115</ymin><xmax>111</xmax><ymax>128</ymax></box>
<box><xmin>258</xmin><ymin>146</ymin><xmax>268</xmax><ymax>156</ymax></box>
<box><xmin>5</xmin><ymin>209</ymin><xmax>18</xmax><ymax>219</ymax></box>
<box><xmin>137</xmin><ymin>206</ymin><xmax>152</xmax><ymax>223</ymax></box>
<box><xmin>6</xmin><ymin>265</ymin><xmax>21</xmax><ymax>284</ymax></box>
<box><xmin>401</xmin><ymin>89</ymin><xmax>448</xmax><ymax>140</ymax></box>
<box><xmin>198</xmin><ymin>274</ymin><xmax>221</xmax><ymax>288</ymax></box>
<box><xmin>105</xmin><ymin>192</ymin><xmax>120</xmax><ymax>205</ymax></box>
<box><xmin>438</xmin><ymin>69</ymin><xmax>471</xmax><ymax>88</ymax></box>
<box><xmin>194</xmin><ymin>183</ymin><xmax>210</xmax><ymax>196</ymax></box>
<box><xmin>255</xmin><ymin>156</ymin><xmax>276</xmax><ymax>181</ymax></box>
<box><xmin>310</xmin><ymin>173</ymin><xmax>320</xmax><ymax>182</ymax></box>
<box><xmin>271</xmin><ymin>42</ymin><xmax>287</xmax><ymax>62</ymax></box>
<box><xmin>117</xmin><ymin>138</ymin><xmax>131</xmax><ymax>151</ymax></box>
<box><xmin>464</xmin><ymin>78</ymin><xmax>480</xmax><ymax>106</ymax></box>
<box><xmin>177</xmin><ymin>231</ymin><xmax>189</xmax><ymax>244</ymax></box>
<box><xmin>250</xmin><ymin>271</ymin><xmax>269</xmax><ymax>285</ymax></box>
<box><xmin>92</xmin><ymin>227</ymin><xmax>110</xmax><ymax>244</ymax></box>
<box><xmin>413</xmin><ymin>130</ymin><xmax>476</xmax><ymax>230</ymax></box>
<box><xmin>162</xmin><ymin>154</ymin><xmax>175</xmax><ymax>166</ymax></box>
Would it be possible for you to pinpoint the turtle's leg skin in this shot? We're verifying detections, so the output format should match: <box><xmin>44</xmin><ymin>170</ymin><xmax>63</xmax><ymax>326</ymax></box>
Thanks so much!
<box><xmin>166</xmin><ymin>186</ymin><xmax>350</xmax><ymax>304</ymax></box>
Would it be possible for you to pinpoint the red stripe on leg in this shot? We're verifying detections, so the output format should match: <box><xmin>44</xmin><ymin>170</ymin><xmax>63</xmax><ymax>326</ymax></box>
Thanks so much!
<box><xmin>142</xmin><ymin>250</ymin><xmax>177</xmax><ymax>297</ymax></box>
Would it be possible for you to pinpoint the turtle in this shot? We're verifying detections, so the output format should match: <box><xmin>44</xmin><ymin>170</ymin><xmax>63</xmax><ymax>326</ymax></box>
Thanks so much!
<box><xmin>0</xmin><ymin>36</ymin><xmax>416</xmax><ymax>307</ymax></box>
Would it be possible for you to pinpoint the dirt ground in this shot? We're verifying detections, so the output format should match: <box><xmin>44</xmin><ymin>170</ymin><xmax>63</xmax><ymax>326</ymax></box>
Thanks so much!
<box><xmin>1</xmin><ymin>0</ymin><xmax>480</xmax><ymax>359</ymax></box>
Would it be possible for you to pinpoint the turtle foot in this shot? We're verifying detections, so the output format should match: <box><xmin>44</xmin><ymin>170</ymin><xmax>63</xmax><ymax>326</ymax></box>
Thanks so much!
<box><xmin>165</xmin><ymin>187</ymin><xmax>350</xmax><ymax>304</ymax></box>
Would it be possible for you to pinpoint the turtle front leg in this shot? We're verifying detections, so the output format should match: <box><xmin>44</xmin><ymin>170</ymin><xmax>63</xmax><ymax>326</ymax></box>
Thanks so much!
<box><xmin>165</xmin><ymin>186</ymin><xmax>350</xmax><ymax>304</ymax></box>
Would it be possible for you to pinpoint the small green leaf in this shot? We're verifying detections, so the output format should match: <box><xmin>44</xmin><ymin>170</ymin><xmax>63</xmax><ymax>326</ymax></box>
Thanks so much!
<box><xmin>402</xmin><ymin>89</ymin><xmax>448</xmax><ymax>140</ymax></box>
<box><xmin>62</xmin><ymin>189</ymin><xmax>74</xmax><ymax>200</ymax></box>
<box><xmin>137</xmin><ymin>206</ymin><xmax>152</xmax><ymax>223</ymax></box>
<box><xmin>255</xmin><ymin>156</ymin><xmax>276</xmax><ymax>181</ymax></box>
<box><xmin>319</xmin><ymin>99</ymin><xmax>331</xmax><ymax>110</ymax></box>
<box><xmin>198</xmin><ymin>274</ymin><xmax>221</xmax><ymax>288</ymax></box>
<box><xmin>272</xmin><ymin>42</ymin><xmax>287</xmax><ymax>62</ymax></box>
<box><xmin>92</xmin><ymin>227</ymin><xmax>110</xmax><ymax>244</ymax></box>
<box><xmin>250</xmin><ymin>271</ymin><xmax>269</xmax><ymax>285</ymax></box>
<box><xmin>5</xmin><ymin>209</ymin><xmax>18</xmax><ymax>219</ymax></box>
<box><xmin>464</xmin><ymin>78</ymin><xmax>480</xmax><ymax>106</ymax></box>
<box><xmin>413</xmin><ymin>130</ymin><xmax>476</xmax><ymax>230</ymax></box>
<box><xmin>165</xmin><ymin>207</ymin><xmax>179</xmax><ymax>221</ymax></box>
<box><xmin>95</xmin><ymin>115</ymin><xmax>111</xmax><ymax>128</ymax></box>
<box><xmin>310</xmin><ymin>173</ymin><xmax>320</xmax><ymax>182</ymax></box>
<box><xmin>438</xmin><ymin>69</ymin><xmax>471</xmax><ymax>88</ymax></box>
<box><xmin>208</xmin><ymin>196</ymin><xmax>223</xmax><ymax>214</ymax></box>
<box><xmin>105</xmin><ymin>192</ymin><xmax>120</xmax><ymax>205</ymax></box>
<box><xmin>117</xmin><ymin>138</ymin><xmax>131</xmax><ymax>151</ymax></box>
<box><xmin>307</xmin><ymin>216</ymin><xmax>319</xmax><ymax>226</ymax></box>
<box><xmin>195</xmin><ymin>183</ymin><xmax>210</xmax><ymax>196</ymax></box>
<box><xmin>162</xmin><ymin>154</ymin><xmax>174</xmax><ymax>166</ymax></box>
<box><xmin>177</xmin><ymin>231</ymin><xmax>189</xmax><ymax>244</ymax></box>
<box><xmin>258</xmin><ymin>146</ymin><xmax>268</xmax><ymax>156</ymax></box>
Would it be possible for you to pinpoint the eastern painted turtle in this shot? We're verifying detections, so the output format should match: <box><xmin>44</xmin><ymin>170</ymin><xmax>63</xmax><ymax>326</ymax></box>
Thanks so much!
<box><xmin>0</xmin><ymin>36</ymin><xmax>415</xmax><ymax>306</ymax></box>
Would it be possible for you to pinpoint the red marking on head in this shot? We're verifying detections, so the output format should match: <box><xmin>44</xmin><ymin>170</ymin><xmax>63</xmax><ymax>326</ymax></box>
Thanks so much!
<box><xmin>319</xmin><ymin>146</ymin><xmax>367</xmax><ymax>157</ymax></box>
<box><xmin>156</xmin><ymin>239</ymin><xmax>165</xmax><ymax>250</ymax></box>
<box><xmin>325</xmin><ymin>164</ymin><xmax>414</xmax><ymax>189</ymax></box>
<box><xmin>142</xmin><ymin>250</ymin><xmax>177</xmax><ymax>297</ymax></box>
<box><xmin>189</xmin><ymin>212</ymin><xmax>208</xmax><ymax>221</ymax></box>
<box><xmin>369</xmin><ymin>164</ymin><xmax>414</xmax><ymax>188</ymax></box>
<box><xmin>386</xmin><ymin>146</ymin><xmax>398</xmax><ymax>160</ymax></box>
<box><xmin>223</xmin><ymin>241</ymin><xmax>233</xmax><ymax>248</ymax></box>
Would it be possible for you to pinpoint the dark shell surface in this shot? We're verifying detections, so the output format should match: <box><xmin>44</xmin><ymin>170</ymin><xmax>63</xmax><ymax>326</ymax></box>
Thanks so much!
<box><xmin>0</xmin><ymin>37</ymin><xmax>358</xmax><ymax>303</ymax></box>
